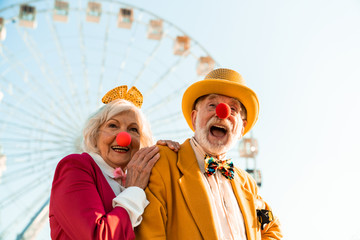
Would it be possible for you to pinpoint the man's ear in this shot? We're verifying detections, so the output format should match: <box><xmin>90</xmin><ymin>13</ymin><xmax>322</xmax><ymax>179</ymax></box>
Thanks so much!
<box><xmin>240</xmin><ymin>119</ymin><xmax>247</xmax><ymax>138</ymax></box>
<box><xmin>191</xmin><ymin>110</ymin><xmax>197</xmax><ymax>130</ymax></box>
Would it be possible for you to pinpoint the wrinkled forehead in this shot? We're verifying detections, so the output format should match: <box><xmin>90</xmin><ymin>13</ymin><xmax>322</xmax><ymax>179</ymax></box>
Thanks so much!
<box><xmin>195</xmin><ymin>94</ymin><xmax>242</xmax><ymax>108</ymax></box>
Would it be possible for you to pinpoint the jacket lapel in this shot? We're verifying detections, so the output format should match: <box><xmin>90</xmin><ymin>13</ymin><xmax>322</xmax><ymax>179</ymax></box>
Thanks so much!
<box><xmin>177</xmin><ymin>139</ymin><xmax>218</xmax><ymax>239</ymax></box>
<box><xmin>231</xmin><ymin>170</ymin><xmax>258</xmax><ymax>240</ymax></box>
<box><xmin>86</xmin><ymin>153</ymin><xmax>116</xmax><ymax>212</ymax></box>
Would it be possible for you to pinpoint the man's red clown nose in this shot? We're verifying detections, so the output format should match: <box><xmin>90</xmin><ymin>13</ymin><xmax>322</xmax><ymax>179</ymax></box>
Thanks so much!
<box><xmin>216</xmin><ymin>103</ymin><xmax>231</xmax><ymax>119</ymax></box>
<box><xmin>116</xmin><ymin>132</ymin><xmax>132</xmax><ymax>147</ymax></box>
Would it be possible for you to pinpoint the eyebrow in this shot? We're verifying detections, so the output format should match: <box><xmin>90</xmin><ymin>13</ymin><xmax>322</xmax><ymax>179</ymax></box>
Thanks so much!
<box><xmin>107</xmin><ymin>118</ymin><xmax>139</xmax><ymax>126</ymax></box>
<box><xmin>229</xmin><ymin>99</ymin><xmax>240</xmax><ymax>107</ymax></box>
<box><xmin>205</xmin><ymin>94</ymin><xmax>218</xmax><ymax>101</ymax></box>
<box><xmin>206</xmin><ymin>95</ymin><xmax>240</xmax><ymax>106</ymax></box>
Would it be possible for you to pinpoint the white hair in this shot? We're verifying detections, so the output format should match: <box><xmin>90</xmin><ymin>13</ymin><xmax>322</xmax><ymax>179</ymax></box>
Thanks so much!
<box><xmin>82</xmin><ymin>99</ymin><xmax>153</xmax><ymax>153</ymax></box>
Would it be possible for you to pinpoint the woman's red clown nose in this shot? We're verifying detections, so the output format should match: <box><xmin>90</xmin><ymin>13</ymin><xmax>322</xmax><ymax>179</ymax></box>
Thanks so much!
<box><xmin>216</xmin><ymin>103</ymin><xmax>231</xmax><ymax>119</ymax></box>
<box><xmin>116</xmin><ymin>132</ymin><xmax>132</xmax><ymax>146</ymax></box>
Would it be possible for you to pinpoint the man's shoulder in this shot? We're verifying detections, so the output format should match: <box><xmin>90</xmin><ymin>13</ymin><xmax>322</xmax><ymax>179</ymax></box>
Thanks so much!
<box><xmin>155</xmin><ymin>139</ymin><xmax>192</xmax><ymax>168</ymax></box>
<box><xmin>158</xmin><ymin>139</ymin><xmax>191</xmax><ymax>156</ymax></box>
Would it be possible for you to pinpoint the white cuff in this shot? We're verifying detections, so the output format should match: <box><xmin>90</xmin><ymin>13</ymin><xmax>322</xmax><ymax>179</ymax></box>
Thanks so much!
<box><xmin>112</xmin><ymin>186</ymin><xmax>149</xmax><ymax>228</ymax></box>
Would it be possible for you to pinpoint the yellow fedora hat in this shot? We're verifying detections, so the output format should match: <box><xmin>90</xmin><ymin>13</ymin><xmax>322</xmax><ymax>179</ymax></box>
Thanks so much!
<box><xmin>182</xmin><ymin>68</ymin><xmax>259</xmax><ymax>136</ymax></box>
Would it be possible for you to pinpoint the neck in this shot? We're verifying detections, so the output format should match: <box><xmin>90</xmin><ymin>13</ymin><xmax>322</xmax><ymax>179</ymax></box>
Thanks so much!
<box><xmin>193</xmin><ymin>137</ymin><xmax>227</xmax><ymax>160</ymax></box>
<box><xmin>205</xmin><ymin>150</ymin><xmax>227</xmax><ymax>160</ymax></box>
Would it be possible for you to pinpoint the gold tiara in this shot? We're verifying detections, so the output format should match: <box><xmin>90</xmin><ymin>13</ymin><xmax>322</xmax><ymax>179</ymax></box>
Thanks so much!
<box><xmin>102</xmin><ymin>85</ymin><xmax>143</xmax><ymax>108</ymax></box>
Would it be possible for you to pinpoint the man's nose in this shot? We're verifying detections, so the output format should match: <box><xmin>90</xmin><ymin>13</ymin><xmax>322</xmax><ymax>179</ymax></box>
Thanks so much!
<box><xmin>216</xmin><ymin>103</ymin><xmax>231</xmax><ymax>119</ymax></box>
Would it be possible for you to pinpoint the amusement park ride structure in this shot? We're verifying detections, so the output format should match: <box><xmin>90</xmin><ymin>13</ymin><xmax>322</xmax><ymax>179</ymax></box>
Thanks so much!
<box><xmin>0</xmin><ymin>1</ymin><xmax>261</xmax><ymax>239</ymax></box>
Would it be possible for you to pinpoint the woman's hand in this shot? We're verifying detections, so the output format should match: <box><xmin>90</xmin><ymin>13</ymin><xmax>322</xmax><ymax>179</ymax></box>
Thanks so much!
<box><xmin>156</xmin><ymin>140</ymin><xmax>180</xmax><ymax>152</ymax></box>
<box><xmin>124</xmin><ymin>145</ymin><xmax>159</xmax><ymax>189</ymax></box>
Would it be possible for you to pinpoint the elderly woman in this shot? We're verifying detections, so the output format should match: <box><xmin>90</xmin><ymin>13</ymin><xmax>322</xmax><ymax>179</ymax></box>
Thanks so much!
<box><xmin>49</xmin><ymin>86</ymin><xmax>179</xmax><ymax>240</ymax></box>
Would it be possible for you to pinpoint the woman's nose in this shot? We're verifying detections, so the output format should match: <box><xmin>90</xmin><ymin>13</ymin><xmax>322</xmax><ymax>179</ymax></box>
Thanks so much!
<box><xmin>116</xmin><ymin>132</ymin><xmax>132</xmax><ymax>146</ymax></box>
<box><xmin>216</xmin><ymin>103</ymin><xmax>231</xmax><ymax>119</ymax></box>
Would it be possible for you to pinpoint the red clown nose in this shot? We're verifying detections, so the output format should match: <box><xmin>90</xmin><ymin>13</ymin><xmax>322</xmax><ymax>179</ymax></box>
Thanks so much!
<box><xmin>216</xmin><ymin>103</ymin><xmax>231</xmax><ymax>119</ymax></box>
<box><xmin>116</xmin><ymin>132</ymin><xmax>132</xmax><ymax>147</ymax></box>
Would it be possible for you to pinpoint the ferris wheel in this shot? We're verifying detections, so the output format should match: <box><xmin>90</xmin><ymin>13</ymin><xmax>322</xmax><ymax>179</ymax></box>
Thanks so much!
<box><xmin>0</xmin><ymin>1</ymin><xmax>260</xmax><ymax>239</ymax></box>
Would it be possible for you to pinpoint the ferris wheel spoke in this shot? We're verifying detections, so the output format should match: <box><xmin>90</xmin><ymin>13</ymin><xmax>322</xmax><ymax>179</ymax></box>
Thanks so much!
<box><xmin>0</xmin><ymin>92</ymin><xmax>81</xmax><ymax>134</ymax></box>
<box><xmin>14</xmin><ymin>25</ymin><xmax>86</xmax><ymax>124</ymax></box>
<box><xmin>97</xmin><ymin>13</ymin><xmax>112</xmax><ymax>103</ymax></box>
<box><xmin>18</xmin><ymin>197</ymin><xmax>50</xmax><ymax>240</ymax></box>
<box><xmin>130</xmin><ymin>36</ymin><xmax>165</xmax><ymax>87</ymax></box>
<box><xmin>0</xmin><ymin>159</ymin><xmax>57</xmax><ymax>185</ymax></box>
<box><xmin>77</xmin><ymin>21</ymin><xmax>91</xmax><ymax>109</ymax></box>
<box><xmin>0</xmin><ymin>155</ymin><xmax>59</xmax><ymax>185</ymax></box>
<box><xmin>45</xmin><ymin>12</ymin><xmax>88</xmax><ymax>121</ymax></box>
<box><xmin>0</xmin><ymin>189</ymin><xmax>50</xmax><ymax>240</ymax></box>
<box><xmin>3</xmin><ymin>145</ymin><xmax>75</xmax><ymax>159</ymax></box>
<box><xmin>154</xmin><ymin>130</ymin><xmax>192</xmax><ymax>141</ymax></box>
<box><xmin>0</xmin><ymin>171</ymin><xmax>53</xmax><ymax>208</ymax></box>
<box><xmin>2</xmin><ymin>150</ymin><xmax>64</xmax><ymax>168</ymax></box>
<box><xmin>0</xmin><ymin>151</ymin><xmax>67</xmax><ymax>186</ymax></box>
<box><xmin>0</xmin><ymin>73</ymin><xmax>57</xmax><ymax>115</ymax></box>
<box><xmin>149</xmin><ymin>111</ymin><xmax>183</xmax><ymax>128</ymax></box>
<box><xmin>144</xmin><ymin>87</ymin><xmax>186</xmax><ymax>115</ymax></box>
<box><xmin>0</xmin><ymin>190</ymin><xmax>51</xmax><ymax>240</ymax></box>
<box><xmin>153</xmin><ymin>127</ymin><xmax>191</xmax><ymax>136</ymax></box>
<box><xmin>0</xmin><ymin>135</ymin><xmax>77</xmax><ymax>148</ymax></box>
<box><xmin>0</xmin><ymin>2</ymin><xmax>220</xmax><ymax>239</ymax></box>
<box><xmin>1</xmin><ymin>160</ymin><xmax>63</xmax><ymax>181</ymax></box>
<box><xmin>143</xmin><ymin>55</ymin><xmax>188</xmax><ymax>97</ymax></box>
<box><xmin>0</xmin><ymin>45</ymin><xmax>83</xmax><ymax>129</ymax></box>
<box><xmin>4</xmin><ymin>149</ymin><xmax>67</xmax><ymax>168</ymax></box>
<box><xmin>0</xmin><ymin>122</ymin><xmax>78</xmax><ymax>142</ymax></box>
<box><xmin>143</xmin><ymin>74</ymin><xmax>198</xmax><ymax>116</ymax></box>
<box><xmin>0</xmin><ymin>67</ymin><xmax>82</xmax><ymax>134</ymax></box>
<box><xmin>116</xmin><ymin>12</ymin><xmax>142</xmax><ymax>83</ymax></box>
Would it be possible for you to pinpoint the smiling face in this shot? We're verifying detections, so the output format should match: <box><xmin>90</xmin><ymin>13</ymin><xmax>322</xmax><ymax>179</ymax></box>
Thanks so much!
<box><xmin>191</xmin><ymin>94</ymin><xmax>247</xmax><ymax>156</ymax></box>
<box><xmin>96</xmin><ymin>109</ymin><xmax>140</xmax><ymax>169</ymax></box>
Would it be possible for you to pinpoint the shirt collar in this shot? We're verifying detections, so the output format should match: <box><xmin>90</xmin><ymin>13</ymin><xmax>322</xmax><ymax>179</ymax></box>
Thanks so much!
<box><xmin>189</xmin><ymin>137</ymin><xmax>206</xmax><ymax>173</ymax></box>
<box><xmin>88</xmin><ymin>152</ymin><xmax>116</xmax><ymax>179</ymax></box>
<box><xmin>190</xmin><ymin>137</ymin><xmax>229</xmax><ymax>174</ymax></box>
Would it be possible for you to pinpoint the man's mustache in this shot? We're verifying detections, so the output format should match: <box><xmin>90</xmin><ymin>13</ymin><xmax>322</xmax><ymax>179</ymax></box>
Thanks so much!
<box><xmin>206</xmin><ymin>117</ymin><xmax>233</xmax><ymax>131</ymax></box>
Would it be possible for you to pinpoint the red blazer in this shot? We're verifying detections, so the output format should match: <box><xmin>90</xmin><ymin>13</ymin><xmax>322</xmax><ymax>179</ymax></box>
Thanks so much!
<box><xmin>49</xmin><ymin>153</ymin><xmax>134</xmax><ymax>240</ymax></box>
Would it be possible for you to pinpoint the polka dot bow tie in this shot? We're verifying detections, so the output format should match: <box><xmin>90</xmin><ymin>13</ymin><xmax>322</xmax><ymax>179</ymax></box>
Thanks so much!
<box><xmin>204</xmin><ymin>155</ymin><xmax>234</xmax><ymax>180</ymax></box>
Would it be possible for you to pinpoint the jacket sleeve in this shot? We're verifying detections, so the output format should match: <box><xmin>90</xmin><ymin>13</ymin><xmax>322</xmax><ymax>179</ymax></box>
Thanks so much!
<box><xmin>260</xmin><ymin>200</ymin><xmax>282</xmax><ymax>240</ymax></box>
<box><xmin>134</xmin><ymin>148</ymin><xmax>170</xmax><ymax>239</ymax></box>
<box><xmin>50</xmin><ymin>155</ymin><xmax>135</xmax><ymax>240</ymax></box>
<box><xmin>239</xmin><ymin>168</ymin><xmax>283</xmax><ymax>239</ymax></box>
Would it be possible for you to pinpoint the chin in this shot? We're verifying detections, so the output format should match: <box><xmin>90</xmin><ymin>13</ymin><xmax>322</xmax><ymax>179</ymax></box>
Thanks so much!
<box><xmin>208</xmin><ymin>139</ymin><xmax>232</xmax><ymax>154</ymax></box>
<box><xmin>196</xmin><ymin>132</ymin><xmax>229</xmax><ymax>154</ymax></box>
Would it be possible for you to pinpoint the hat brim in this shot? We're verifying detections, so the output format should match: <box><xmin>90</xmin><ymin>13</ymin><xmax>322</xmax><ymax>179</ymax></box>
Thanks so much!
<box><xmin>182</xmin><ymin>79</ymin><xmax>259</xmax><ymax>136</ymax></box>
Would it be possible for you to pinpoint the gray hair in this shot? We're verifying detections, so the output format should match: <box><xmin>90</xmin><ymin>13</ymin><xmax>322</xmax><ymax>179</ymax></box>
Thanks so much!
<box><xmin>82</xmin><ymin>99</ymin><xmax>153</xmax><ymax>153</ymax></box>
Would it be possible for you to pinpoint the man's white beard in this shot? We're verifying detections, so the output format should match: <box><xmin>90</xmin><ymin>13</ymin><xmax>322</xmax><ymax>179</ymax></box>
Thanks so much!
<box><xmin>194</xmin><ymin>116</ymin><xmax>241</xmax><ymax>156</ymax></box>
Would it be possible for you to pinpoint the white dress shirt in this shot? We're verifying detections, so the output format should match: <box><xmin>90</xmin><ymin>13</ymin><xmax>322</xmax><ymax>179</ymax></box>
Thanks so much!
<box><xmin>88</xmin><ymin>152</ymin><xmax>149</xmax><ymax>228</ymax></box>
<box><xmin>190</xmin><ymin>138</ymin><xmax>248</xmax><ymax>240</ymax></box>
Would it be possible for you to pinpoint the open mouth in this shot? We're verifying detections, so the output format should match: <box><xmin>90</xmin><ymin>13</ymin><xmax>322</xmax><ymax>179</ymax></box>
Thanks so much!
<box><xmin>111</xmin><ymin>145</ymin><xmax>129</xmax><ymax>153</ymax></box>
<box><xmin>210</xmin><ymin>125</ymin><xmax>228</xmax><ymax>138</ymax></box>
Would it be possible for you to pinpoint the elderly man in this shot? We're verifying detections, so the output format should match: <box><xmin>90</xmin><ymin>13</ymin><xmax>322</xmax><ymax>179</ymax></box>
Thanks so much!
<box><xmin>135</xmin><ymin>68</ymin><xmax>282</xmax><ymax>239</ymax></box>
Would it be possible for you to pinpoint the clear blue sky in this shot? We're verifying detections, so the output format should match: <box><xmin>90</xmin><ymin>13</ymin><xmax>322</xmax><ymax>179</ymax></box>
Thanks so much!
<box><xmin>1</xmin><ymin>0</ymin><xmax>360</xmax><ymax>239</ymax></box>
<box><xmin>120</xmin><ymin>0</ymin><xmax>360</xmax><ymax>239</ymax></box>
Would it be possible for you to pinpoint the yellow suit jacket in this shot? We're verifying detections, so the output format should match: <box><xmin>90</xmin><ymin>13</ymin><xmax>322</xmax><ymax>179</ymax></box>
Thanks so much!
<box><xmin>135</xmin><ymin>139</ymin><xmax>282</xmax><ymax>240</ymax></box>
